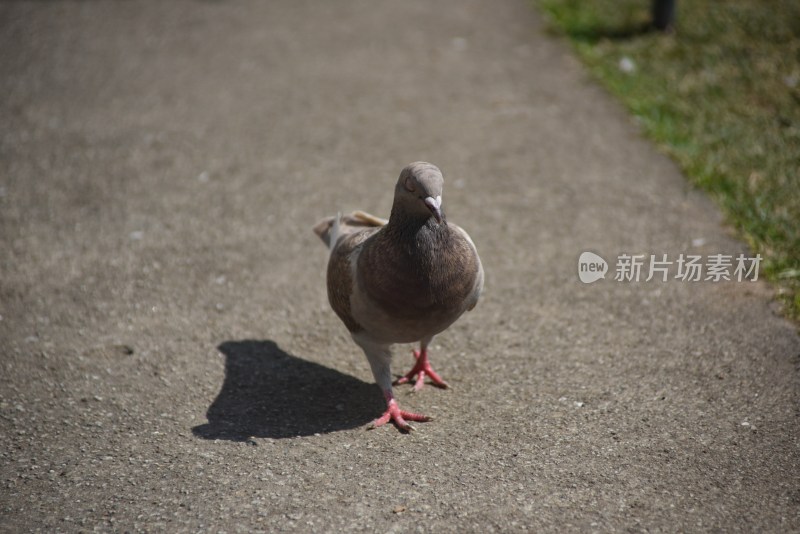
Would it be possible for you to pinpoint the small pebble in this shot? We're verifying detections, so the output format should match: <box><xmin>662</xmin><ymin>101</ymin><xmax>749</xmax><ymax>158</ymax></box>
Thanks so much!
<box><xmin>619</xmin><ymin>56</ymin><xmax>636</xmax><ymax>73</ymax></box>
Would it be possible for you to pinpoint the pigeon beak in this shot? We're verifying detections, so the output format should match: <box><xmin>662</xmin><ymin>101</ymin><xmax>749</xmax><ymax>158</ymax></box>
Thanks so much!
<box><xmin>424</xmin><ymin>196</ymin><xmax>443</xmax><ymax>224</ymax></box>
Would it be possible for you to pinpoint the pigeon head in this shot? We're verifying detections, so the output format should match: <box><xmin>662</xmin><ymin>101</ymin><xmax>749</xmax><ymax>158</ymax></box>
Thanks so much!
<box><xmin>394</xmin><ymin>162</ymin><xmax>445</xmax><ymax>224</ymax></box>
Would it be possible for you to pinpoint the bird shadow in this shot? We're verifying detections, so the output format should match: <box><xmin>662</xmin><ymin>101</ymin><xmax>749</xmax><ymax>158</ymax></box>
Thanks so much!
<box><xmin>191</xmin><ymin>339</ymin><xmax>382</xmax><ymax>440</ymax></box>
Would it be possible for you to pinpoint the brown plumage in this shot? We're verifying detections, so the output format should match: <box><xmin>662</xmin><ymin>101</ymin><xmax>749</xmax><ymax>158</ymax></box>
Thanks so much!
<box><xmin>313</xmin><ymin>162</ymin><xmax>483</xmax><ymax>431</ymax></box>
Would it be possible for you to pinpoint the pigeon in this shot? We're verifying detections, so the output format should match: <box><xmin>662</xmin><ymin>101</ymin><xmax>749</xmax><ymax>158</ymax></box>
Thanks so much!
<box><xmin>313</xmin><ymin>162</ymin><xmax>484</xmax><ymax>431</ymax></box>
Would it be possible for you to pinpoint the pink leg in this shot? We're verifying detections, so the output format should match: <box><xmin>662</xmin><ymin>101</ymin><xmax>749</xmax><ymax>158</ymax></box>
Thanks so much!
<box><xmin>394</xmin><ymin>348</ymin><xmax>449</xmax><ymax>391</ymax></box>
<box><xmin>369</xmin><ymin>390</ymin><xmax>431</xmax><ymax>431</ymax></box>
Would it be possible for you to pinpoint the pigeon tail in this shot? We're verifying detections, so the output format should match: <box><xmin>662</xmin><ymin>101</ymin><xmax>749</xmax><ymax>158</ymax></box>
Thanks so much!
<box><xmin>329</xmin><ymin>212</ymin><xmax>341</xmax><ymax>252</ymax></box>
<box><xmin>312</xmin><ymin>210</ymin><xmax>387</xmax><ymax>250</ymax></box>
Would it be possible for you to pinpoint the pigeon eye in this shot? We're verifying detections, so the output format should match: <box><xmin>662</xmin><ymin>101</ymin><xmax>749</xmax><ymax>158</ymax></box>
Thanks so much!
<box><xmin>404</xmin><ymin>177</ymin><xmax>416</xmax><ymax>192</ymax></box>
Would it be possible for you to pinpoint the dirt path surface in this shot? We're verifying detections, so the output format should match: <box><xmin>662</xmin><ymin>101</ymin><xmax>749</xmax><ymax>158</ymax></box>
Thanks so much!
<box><xmin>1</xmin><ymin>1</ymin><xmax>798</xmax><ymax>531</ymax></box>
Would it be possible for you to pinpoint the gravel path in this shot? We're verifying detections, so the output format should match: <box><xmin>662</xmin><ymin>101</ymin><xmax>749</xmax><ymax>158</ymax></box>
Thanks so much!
<box><xmin>1</xmin><ymin>1</ymin><xmax>798</xmax><ymax>531</ymax></box>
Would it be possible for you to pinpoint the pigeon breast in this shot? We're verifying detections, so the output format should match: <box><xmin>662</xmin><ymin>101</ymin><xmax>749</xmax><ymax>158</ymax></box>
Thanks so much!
<box><xmin>352</xmin><ymin>217</ymin><xmax>482</xmax><ymax>344</ymax></box>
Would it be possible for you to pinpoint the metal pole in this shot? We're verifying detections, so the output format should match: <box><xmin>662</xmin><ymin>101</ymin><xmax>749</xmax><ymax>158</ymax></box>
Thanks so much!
<box><xmin>653</xmin><ymin>0</ymin><xmax>676</xmax><ymax>32</ymax></box>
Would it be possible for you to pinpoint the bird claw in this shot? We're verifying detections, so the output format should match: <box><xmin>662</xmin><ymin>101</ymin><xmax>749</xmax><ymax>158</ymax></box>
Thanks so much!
<box><xmin>368</xmin><ymin>398</ymin><xmax>430</xmax><ymax>432</ymax></box>
<box><xmin>394</xmin><ymin>349</ymin><xmax>449</xmax><ymax>391</ymax></box>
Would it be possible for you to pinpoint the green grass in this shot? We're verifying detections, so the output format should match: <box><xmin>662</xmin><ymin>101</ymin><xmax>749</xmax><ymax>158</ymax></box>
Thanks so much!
<box><xmin>538</xmin><ymin>0</ymin><xmax>800</xmax><ymax>319</ymax></box>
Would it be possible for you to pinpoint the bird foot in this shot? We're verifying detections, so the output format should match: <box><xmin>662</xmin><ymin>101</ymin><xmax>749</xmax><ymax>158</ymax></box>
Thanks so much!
<box><xmin>395</xmin><ymin>349</ymin><xmax>449</xmax><ymax>391</ymax></box>
<box><xmin>368</xmin><ymin>398</ymin><xmax>431</xmax><ymax>432</ymax></box>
